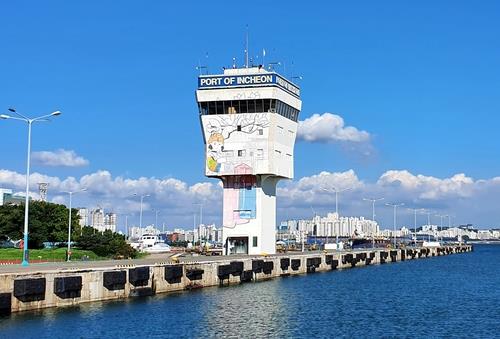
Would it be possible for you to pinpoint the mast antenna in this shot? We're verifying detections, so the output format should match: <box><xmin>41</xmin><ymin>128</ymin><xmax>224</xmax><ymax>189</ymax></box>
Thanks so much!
<box><xmin>245</xmin><ymin>25</ymin><xmax>249</xmax><ymax>68</ymax></box>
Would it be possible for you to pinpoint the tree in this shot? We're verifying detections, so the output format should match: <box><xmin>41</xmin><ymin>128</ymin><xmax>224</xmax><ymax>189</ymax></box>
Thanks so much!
<box><xmin>77</xmin><ymin>226</ymin><xmax>137</xmax><ymax>258</ymax></box>
<box><xmin>0</xmin><ymin>201</ymin><xmax>137</xmax><ymax>258</ymax></box>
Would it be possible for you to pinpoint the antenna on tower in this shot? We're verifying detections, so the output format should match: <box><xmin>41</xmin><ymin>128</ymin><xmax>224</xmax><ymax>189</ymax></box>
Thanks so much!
<box><xmin>245</xmin><ymin>25</ymin><xmax>249</xmax><ymax>68</ymax></box>
<box><xmin>196</xmin><ymin>52</ymin><xmax>209</xmax><ymax>75</ymax></box>
<box><xmin>38</xmin><ymin>183</ymin><xmax>48</xmax><ymax>202</ymax></box>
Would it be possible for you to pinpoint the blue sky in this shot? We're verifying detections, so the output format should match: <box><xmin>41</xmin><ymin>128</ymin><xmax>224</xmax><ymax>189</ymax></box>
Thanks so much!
<box><xmin>1</xmin><ymin>1</ymin><xmax>500</xmax><ymax>230</ymax></box>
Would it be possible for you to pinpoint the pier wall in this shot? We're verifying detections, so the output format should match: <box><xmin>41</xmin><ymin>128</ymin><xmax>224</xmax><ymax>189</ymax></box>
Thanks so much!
<box><xmin>0</xmin><ymin>245</ymin><xmax>472</xmax><ymax>314</ymax></box>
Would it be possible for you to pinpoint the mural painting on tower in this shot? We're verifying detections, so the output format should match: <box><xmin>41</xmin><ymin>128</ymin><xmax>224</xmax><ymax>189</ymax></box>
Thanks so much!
<box><xmin>204</xmin><ymin>113</ymin><xmax>269</xmax><ymax>176</ymax></box>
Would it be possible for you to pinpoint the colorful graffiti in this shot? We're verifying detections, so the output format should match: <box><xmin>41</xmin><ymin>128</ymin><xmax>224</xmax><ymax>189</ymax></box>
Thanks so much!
<box><xmin>223</xmin><ymin>175</ymin><xmax>257</xmax><ymax>226</ymax></box>
<box><xmin>204</xmin><ymin>114</ymin><xmax>269</xmax><ymax>175</ymax></box>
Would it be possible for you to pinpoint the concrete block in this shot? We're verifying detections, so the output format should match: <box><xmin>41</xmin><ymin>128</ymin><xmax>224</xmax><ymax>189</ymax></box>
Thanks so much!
<box><xmin>291</xmin><ymin>259</ymin><xmax>301</xmax><ymax>271</ymax></box>
<box><xmin>252</xmin><ymin>260</ymin><xmax>264</xmax><ymax>273</ymax></box>
<box><xmin>103</xmin><ymin>271</ymin><xmax>126</xmax><ymax>291</ymax></box>
<box><xmin>262</xmin><ymin>261</ymin><xmax>274</xmax><ymax>275</ymax></box>
<box><xmin>230</xmin><ymin>261</ymin><xmax>244</xmax><ymax>276</ymax></box>
<box><xmin>186</xmin><ymin>269</ymin><xmax>204</xmax><ymax>281</ymax></box>
<box><xmin>54</xmin><ymin>276</ymin><xmax>82</xmax><ymax>299</ymax></box>
<box><xmin>129</xmin><ymin>267</ymin><xmax>150</xmax><ymax>287</ymax></box>
<box><xmin>14</xmin><ymin>278</ymin><xmax>46</xmax><ymax>302</ymax></box>
<box><xmin>0</xmin><ymin>293</ymin><xmax>11</xmax><ymax>314</ymax></box>
<box><xmin>280</xmin><ymin>258</ymin><xmax>290</xmax><ymax>271</ymax></box>
<box><xmin>240</xmin><ymin>270</ymin><xmax>253</xmax><ymax>283</ymax></box>
<box><xmin>165</xmin><ymin>265</ymin><xmax>183</xmax><ymax>284</ymax></box>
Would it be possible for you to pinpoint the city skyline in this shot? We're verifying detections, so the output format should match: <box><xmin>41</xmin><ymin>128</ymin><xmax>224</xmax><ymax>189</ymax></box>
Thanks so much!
<box><xmin>1</xmin><ymin>1</ymin><xmax>500</xmax><ymax>229</ymax></box>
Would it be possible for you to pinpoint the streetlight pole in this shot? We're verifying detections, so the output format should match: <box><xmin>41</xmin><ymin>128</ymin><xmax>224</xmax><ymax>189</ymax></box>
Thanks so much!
<box><xmin>386</xmin><ymin>202</ymin><xmax>404</xmax><ymax>248</ymax></box>
<box><xmin>363</xmin><ymin>197</ymin><xmax>384</xmax><ymax>248</ymax></box>
<box><xmin>407</xmin><ymin>208</ymin><xmax>420</xmax><ymax>247</ymax></box>
<box><xmin>193</xmin><ymin>203</ymin><xmax>203</xmax><ymax>247</ymax></box>
<box><xmin>1</xmin><ymin>108</ymin><xmax>61</xmax><ymax>266</ymax></box>
<box><xmin>421</xmin><ymin>209</ymin><xmax>432</xmax><ymax>242</ymax></box>
<box><xmin>134</xmin><ymin>193</ymin><xmax>150</xmax><ymax>235</ymax></box>
<box><xmin>321</xmin><ymin>187</ymin><xmax>352</xmax><ymax>248</ymax></box>
<box><xmin>435</xmin><ymin>214</ymin><xmax>444</xmax><ymax>243</ymax></box>
<box><xmin>63</xmin><ymin>188</ymin><xmax>87</xmax><ymax>261</ymax></box>
<box><xmin>154</xmin><ymin>210</ymin><xmax>160</xmax><ymax>229</ymax></box>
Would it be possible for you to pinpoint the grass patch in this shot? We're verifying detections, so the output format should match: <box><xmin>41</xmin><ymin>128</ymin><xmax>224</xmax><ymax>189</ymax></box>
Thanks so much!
<box><xmin>0</xmin><ymin>248</ymin><xmax>102</xmax><ymax>261</ymax></box>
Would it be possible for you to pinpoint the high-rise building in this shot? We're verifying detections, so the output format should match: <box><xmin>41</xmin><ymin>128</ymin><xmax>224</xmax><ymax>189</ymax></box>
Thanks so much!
<box><xmin>287</xmin><ymin>213</ymin><xmax>379</xmax><ymax>238</ymax></box>
<box><xmin>90</xmin><ymin>207</ymin><xmax>105</xmax><ymax>231</ymax></box>
<box><xmin>77</xmin><ymin>208</ymin><xmax>89</xmax><ymax>227</ymax></box>
<box><xmin>0</xmin><ymin>188</ymin><xmax>26</xmax><ymax>206</ymax></box>
<box><xmin>197</xmin><ymin>63</ymin><xmax>301</xmax><ymax>255</ymax></box>
<box><xmin>104</xmin><ymin>213</ymin><xmax>117</xmax><ymax>232</ymax></box>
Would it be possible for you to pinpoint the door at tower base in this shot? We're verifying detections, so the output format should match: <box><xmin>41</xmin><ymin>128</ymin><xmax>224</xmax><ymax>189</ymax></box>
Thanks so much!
<box><xmin>227</xmin><ymin>237</ymin><xmax>248</xmax><ymax>255</ymax></box>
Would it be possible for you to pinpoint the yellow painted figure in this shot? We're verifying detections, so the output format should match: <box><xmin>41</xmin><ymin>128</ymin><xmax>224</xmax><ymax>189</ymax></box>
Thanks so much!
<box><xmin>207</xmin><ymin>132</ymin><xmax>224</xmax><ymax>172</ymax></box>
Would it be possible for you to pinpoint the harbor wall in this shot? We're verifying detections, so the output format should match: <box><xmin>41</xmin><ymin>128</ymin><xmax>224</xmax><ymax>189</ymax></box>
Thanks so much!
<box><xmin>0</xmin><ymin>245</ymin><xmax>472</xmax><ymax>314</ymax></box>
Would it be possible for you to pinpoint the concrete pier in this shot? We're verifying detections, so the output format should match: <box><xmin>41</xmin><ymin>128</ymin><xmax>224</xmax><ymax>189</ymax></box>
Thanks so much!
<box><xmin>0</xmin><ymin>245</ymin><xmax>472</xmax><ymax>314</ymax></box>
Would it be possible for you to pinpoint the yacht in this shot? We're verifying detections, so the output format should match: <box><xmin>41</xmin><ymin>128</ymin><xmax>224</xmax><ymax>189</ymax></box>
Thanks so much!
<box><xmin>140</xmin><ymin>234</ymin><xmax>172</xmax><ymax>253</ymax></box>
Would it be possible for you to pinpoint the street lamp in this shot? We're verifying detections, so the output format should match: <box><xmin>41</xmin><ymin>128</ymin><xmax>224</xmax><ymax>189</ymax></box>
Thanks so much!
<box><xmin>421</xmin><ymin>209</ymin><xmax>432</xmax><ymax>242</ymax></box>
<box><xmin>363</xmin><ymin>197</ymin><xmax>384</xmax><ymax>248</ymax></box>
<box><xmin>193</xmin><ymin>203</ymin><xmax>203</xmax><ymax>247</ymax></box>
<box><xmin>62</xmin><ymin>188</ymin><xmax>87</xmax><ymax>261</ymax></box>
<box><xmin>386</xmin><ymin>202</ymin><xmax>405</xmax><ymax>248</ymax></box>
<box><xmin>133</xmin><ymin>193</ymin><xmax>150</xmax><ymax>233</ymax></box>
<box><xmin>1</xmin><ymin>108</ymin><xmax>62</xmax><ymax>266</ymax></box>
<box><xmin>154</xmin><ymin>209</ymin><xmax>160</xmax><ymax>229</ymax></box>
<box><xmin>407</xmin><ymin>208</ymin><xmax>421</xmax><ymax>247</ymax></box>
<box><xmin>435</xmin><ymin>214</ymin><xmax>445</xmax><ymax>243</ymax></box>
<box><xmin>321</xmin><ymin>186</ymin><xmax>352</xmax><ymax>248</ymax></box>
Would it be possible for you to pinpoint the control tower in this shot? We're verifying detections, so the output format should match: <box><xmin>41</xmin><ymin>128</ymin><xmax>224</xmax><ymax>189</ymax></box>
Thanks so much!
<box><xmin>196</xmin><ymin>65</ymin><xmax>301</xmax><ymax>255</ymax></box>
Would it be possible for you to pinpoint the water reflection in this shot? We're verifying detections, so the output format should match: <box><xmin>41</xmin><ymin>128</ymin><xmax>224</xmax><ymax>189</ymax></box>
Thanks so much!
<box><xmin>0</xmin><ymin>246</ymin><xmax>499</xmax><ymax>338</ymax></box>
<box><xmin>203</xmin><ymin>280</ymin><xmax>293</xmax><ymax>337</ymax></box>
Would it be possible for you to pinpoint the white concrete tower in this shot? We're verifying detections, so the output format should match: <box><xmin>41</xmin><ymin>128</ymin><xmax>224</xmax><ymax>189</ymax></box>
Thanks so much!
<box><xmin>196</xmin><ymin>65</ymin><xmax>302</xmax><ymax>255</ymax></box>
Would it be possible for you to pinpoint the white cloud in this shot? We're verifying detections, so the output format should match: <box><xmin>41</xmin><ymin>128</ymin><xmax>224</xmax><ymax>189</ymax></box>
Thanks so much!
<box><xmin>297</xmin><ymin>113</ymin><xmax>370</xmax><ymax>143</ymax></box>
<box><xmin>277</xmin><ymin>169</ymin><xmax>500</xmax><ymax>228</ymax></box>
<box><xmin>32</xmin><ymin>149</ymin><xmax>89</xmax><ymax>167</ymax></box>
<box><xmin>377</xmin><ymin>170</ymin><xmax>475</xmax><ymax>200</ymax></box>
<box><xmin>1</xmin><ymin>168</ymin><xmax>498</xmax><ymax>229</ymax></box>
<box><xmin>0</xmin><ymin>169</ymin><xmax>222</xmax><ymax>229</ymax></box>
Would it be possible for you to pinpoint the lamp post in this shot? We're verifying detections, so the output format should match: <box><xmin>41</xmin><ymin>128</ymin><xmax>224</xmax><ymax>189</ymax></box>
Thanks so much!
<box><xmin>321</xmin><ymin>187</ymin><xmax>352</xmax><ymax>248</ymax></box>
<box><xmin>446</xmin><ymin>215</ymin><xmax>454</xmax><ymax>241</ymax></box>
<box><xmin>1</xmin><ymin>108</ymin><xmax>61</xmax><ymax>266</ymax></box>
<box><xmin>363</xmin><ymin>197</ymin><xmax>384</xmax><ymax>248</ymax></box>
<box><xmin>421</xmin><ymin>209</ymin><xmax>432</xmax><ymax>242</ymax></box>
<box><xmin>62</xmin><ymin>188</ymin><xmax>87</xmax><ymax>261</ymax></box>
<box><xmin>134</xmin><ymin>193</ymin><xmax>150</xmax><ymax>234</ymax></box>
<box><xmin>154</xmin><ymin>209</ymin><xmax>160</xmax><ymax>229</ymax></box>
<box><xmin>386</xmin><ymin>202</ymin><xmax>405</xmax><ymax>248</ymax></box>
<box><xmin>193</xmin><ymin>203</ymin><xmax>203</xmax><ymax>247</ymax></box>
<box><xmin>407</xmin><ymin>208</ymin><xmax>420</xmax><ymax>247</ymax></box>
<box><xmin>435</xmin><ymin>214</ymin><xmax>444</xmax><ymax>243</ymax></box>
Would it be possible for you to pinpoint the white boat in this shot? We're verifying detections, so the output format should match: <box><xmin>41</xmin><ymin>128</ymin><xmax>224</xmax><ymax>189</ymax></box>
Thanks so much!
<box><xmin>422</xmin><ymin>241</ymin><xmax>441</xmax><ymax>248</ymax></box>
<box><xmin>139</xmin><ymin>234</ymin><xmax>172</xmax><ymax>253</ymax></box>
<box><xmin>143</xmin><ymin>242</ymin><xmax>172</xmax><ymax>253</ymax></box>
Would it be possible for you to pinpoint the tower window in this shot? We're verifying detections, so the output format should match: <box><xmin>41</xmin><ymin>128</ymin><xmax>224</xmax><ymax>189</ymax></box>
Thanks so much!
<box><xmin>253</xmin><ymin>236</ymin><xmax>258</xmax><ymax>247</ymax></box>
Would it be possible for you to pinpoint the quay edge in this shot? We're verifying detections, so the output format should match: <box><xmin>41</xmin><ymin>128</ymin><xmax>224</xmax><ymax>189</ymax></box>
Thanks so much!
<box><xmin>0</xmin><ymin>245</ymin><xmax>472</xmax><ymax>314</ymax></box>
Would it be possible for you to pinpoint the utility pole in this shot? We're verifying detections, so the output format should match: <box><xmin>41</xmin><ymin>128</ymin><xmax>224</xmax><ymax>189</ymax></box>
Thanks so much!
<box><xmin>363</xmin><ymin>197</ymin><xmax>384</xmax><ymax>248</ymax></box>
<box><xmin>407</xmin><ymin>208</ymin><xmax>420</xmax><ymax>247</ymax></box>
<box><xmin>321</xmin><ymin>187</ymin><xmax>352</xmax><ymax>249</ymax></box>
<box><xmin>386</xmin><ymin>203</ymin><xmax>405</xmax><ymax>248</ymax></box>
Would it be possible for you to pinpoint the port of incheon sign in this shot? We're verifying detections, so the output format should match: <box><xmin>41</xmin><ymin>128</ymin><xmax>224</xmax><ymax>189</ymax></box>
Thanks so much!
<box><xmin>198</xmin><ymin>73</ymin><xmax>300</xmax><ymax>97</ymax></box>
